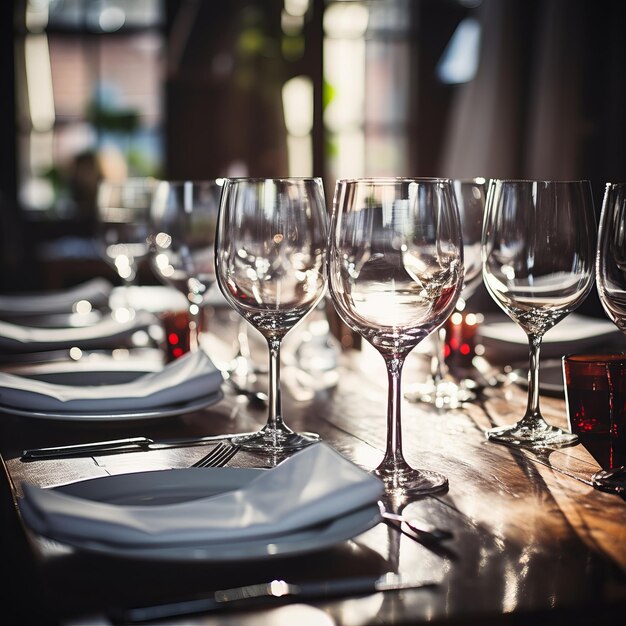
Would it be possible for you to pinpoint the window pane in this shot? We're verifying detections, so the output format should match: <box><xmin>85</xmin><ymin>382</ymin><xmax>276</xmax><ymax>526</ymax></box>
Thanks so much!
<box><xmin>98</xmin><ymin>33</ymin><xmax>162</xmax><ymax>123</ymax></box>
<box><xmin>364</xmin><ymin>40</ymin><xmax>410</xmax><ymax>127</ymax></box>
<box><xmin>365</xmin><ymin>131</ymin><xmax>408</xmax><ymax>176</ymax></box>
<box><xmin>49</xmin><ymin>36</ymin><xmax>90</xmax><ymax>119</ymax></box>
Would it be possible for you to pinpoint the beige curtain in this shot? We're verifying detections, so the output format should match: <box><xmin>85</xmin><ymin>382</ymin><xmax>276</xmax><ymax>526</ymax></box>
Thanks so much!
<box><xmin>440</xmin><ymin>0</ymin><xmax>585</xmax><ymax>181</ymax></box>
<box><xmin>524</xmin><ymin>0</ymin><xmax>584</xmax><ymax>179</ymax></box>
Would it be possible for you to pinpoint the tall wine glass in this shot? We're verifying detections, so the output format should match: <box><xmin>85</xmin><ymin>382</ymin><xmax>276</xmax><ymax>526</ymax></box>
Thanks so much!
<box><xmin>595</xmin><ymin>182</ymin><xmax>626</xmax><ymax>488</ymax></box>
<box><xmin>149</xmin><ymin>180</ymin><xmax>222</xmax><ymax>352</ymax></box>
<box><xmin>482</xmin><ymin>179</ymin><xmax>597</xmax><ymax>447</ymax></box>
<box><xmin>406</xmin><ymin>177</ymin><xmax>487</xmax><ymax>407</ymax></box>
<box><xmin>328</xmin><ymin>177</ymin><xmax>463</xmax><ymax>497</ymax></box>
<box><xmin>97</xmin><ymin>178</ymin><xmax>154</xmax><ymax>287</ymax></box>
<box><xmin>215</xmin><ymin>177</ymin><xmax>328</xmax><ymax>453</ymax></box>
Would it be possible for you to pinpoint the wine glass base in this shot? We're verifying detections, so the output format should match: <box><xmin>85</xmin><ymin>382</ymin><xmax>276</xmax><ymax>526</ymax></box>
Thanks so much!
<box><xmin>486</xmin><ymin>421</ymin><xmax>578</xmax><ymax>448</ymax></box>
<box><xmin>231</xmin><ymin>428</ymin><xmax>320</xmax><ymax>454</ymax></box>
<box><xmin>373</xmin><ymin>465</ymin><xmax>448</xmax><ymax>498</ymax></box>
<box><xmin>405</xmin><ymin>379</ymin><xmax>475</xmax><ymax>409</ymax></box>
<box><xmin>592</xmin><ymin>466</ymin><xmax>626</xmax><ymax>495</ymax></box>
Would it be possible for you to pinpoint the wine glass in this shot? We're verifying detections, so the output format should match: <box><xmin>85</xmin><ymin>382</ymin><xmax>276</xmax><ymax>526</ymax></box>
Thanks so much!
<box><xmin>482</xmin><ymin>179</ymin><xmax>597</xmax><ymax>447</ymax></box>
<box><xmin>96</xmin><ymin>178</ymin><xmax>154</xmax><ymax>287</ymax></box>
<box><xmin>149</xmin><ymin>180</ymin><xmax>222</xmax><ymax>352</ymax></box>
<box><xmin>597</xmin><ymin>182</ymin><xmax>626</xmax><ymax>333</ymax></box>
<box><xmin>215</xmin><ymin>177</ymin><xmax>328</xmax><ymax>453</ymax></box>
<box><xmin>327</xmin><ymin>177</ymin><xmax>463</xmax><ymax>497</ymax></box>
<box><xmin>406</xmin><ymin>177</ymin><xmax>487</xmax><ymax>407</ymax></box>
<box><xmin>595</xmin><ymin>182</ymin><xmax>626</xmax><ymax>489</ymax></box>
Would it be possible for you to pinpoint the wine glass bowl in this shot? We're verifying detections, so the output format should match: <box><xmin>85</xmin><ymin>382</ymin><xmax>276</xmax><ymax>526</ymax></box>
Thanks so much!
<box><xmin>96</xmin><ymin>178</ymin><xmax>155</xmax><ymax>287</ymax></box>
<box><xmin>453</xmin><ymin>177</ymin><xmax>489</xmax><ymax>302</ymax></box>
<box><xmin>406</xmin><ymin>177</ymin><xmax>488</xmax><ymax>408</ymax></box>
<box><xmin>481</xmin><ymin>179</ymin><xmax>597</xmax><ymax>447</ymax></box>
<box><xmin>595</xmin><ymin>181</ymin><xmax>626</xmax><ymax>490</ymax></box>
<box><xmin>597</xmin><ymin>182</ymin><xmax>626</xmax><ymax>331</ymax></box>
<box><xmin>327</xmin><ymin>177</ymin><xmax>463</xmax><ymax>498</ymax></box>
<box><xmin>215</xmin><ymin>177</ymin><xmax>328</xmax><ymax>454</ymax></box>
<box><xmin>149</xmin><ymin>180</ymin><xmax>222</xmax><ymax>352</ymax></box>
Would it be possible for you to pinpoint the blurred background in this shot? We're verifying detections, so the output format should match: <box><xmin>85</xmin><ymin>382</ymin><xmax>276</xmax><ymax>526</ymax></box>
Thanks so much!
<box><xmin>1</xmin><ymin>0</ymin><xmax>625</xmax><ymax>320</ymax></box>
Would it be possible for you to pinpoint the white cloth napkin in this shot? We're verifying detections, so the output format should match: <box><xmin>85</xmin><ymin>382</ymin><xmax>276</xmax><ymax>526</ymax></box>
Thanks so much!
<box><xmin>19</xmin><ymin>443</ymin><xmax>383</xmax><ymax>549</ymax></box>
<box><xmin>0</xmin><ymin>310</ymin><xmax>158</xmax><ymax>354</ymax></box>
<box><xmin>0</xmin><ymin>349</ymin><xmax>223</xmax><ymax>412</ymax></box>
<box><xmin>0</xmin><ymin>278</ymin><xmax>113</xmax><ymax>317</ymax></box>
<box><xmin>109</xmin><ymin>286</ymin><xmax>189</xmax><ymax>315</ymax></box>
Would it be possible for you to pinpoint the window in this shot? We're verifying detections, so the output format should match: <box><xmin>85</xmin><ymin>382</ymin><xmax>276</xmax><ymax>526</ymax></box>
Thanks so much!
<box><xmin>15</xmin><ymin>0</ymin><xmax>164</xmax><ymax>220</ymax></box>
<box><xmin>323</xmin><ymin>0</ymin><xmax>412</xmax><ymax>181</ymax></box>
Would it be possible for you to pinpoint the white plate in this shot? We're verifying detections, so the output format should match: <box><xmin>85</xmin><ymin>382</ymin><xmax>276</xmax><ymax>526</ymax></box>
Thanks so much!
<box><xmin>0</xmin><ymin>390</ymin><xmax>223</xmax><ymax>422</ymax></box>
<box><xmin>478</xmin><ymin>313</ymin><xmax>626</xmax><ymax>364</ymax></box>
<box><xmin>52</xmin><ymin>468</ymin><xmax>380</xmax><ymax>561</ymax></box>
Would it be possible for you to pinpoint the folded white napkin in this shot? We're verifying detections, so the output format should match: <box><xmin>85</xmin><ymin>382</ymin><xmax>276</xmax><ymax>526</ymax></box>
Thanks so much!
<box><xmin>109</xmin><ymin>286</ymin><xmax>189</xmax><ymax>315</ymax></box>
<box><xmin>0</xmin><ymin>349</ymin><xmax>223</xmax><ymax>412</ymax></box>
<box><xmin>19</xmin><ymin>443</ymin><xmax>383</xmax><ymax>549</ymax></box>
<box><xmin>0</xmin><ymin>278</ymin><xmax>113</xmax><ymax>317</ymax></box>
<box><xmin>0</xmin><ymin>310</ymin><xmax>158</xmax><ymax>354</ymax></box>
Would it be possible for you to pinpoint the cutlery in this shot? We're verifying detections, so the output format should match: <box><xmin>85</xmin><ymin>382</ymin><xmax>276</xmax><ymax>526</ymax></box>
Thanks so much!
<box><xmin>21</xmin><ymin>433</ymin><xmax>256</xmax><ymax>460</ymax></box>
<box><xmin>191</xmin><ymin>443</ymin><xmax>241</xmax><ymax>468</ymax></box>
<box><xmin>378</xmin><ymin>501</ymin><xmax>453</xmax><ymax>544</ymax></box>
<box><xmin>114</xmin><ymin>573</ymin><xmax>439</xmax><ymax>623</ymax></box>
<box><xmin>223</xmin><ymin>375</ymin><xmax>268</xmax><ymax>408</ymax></box>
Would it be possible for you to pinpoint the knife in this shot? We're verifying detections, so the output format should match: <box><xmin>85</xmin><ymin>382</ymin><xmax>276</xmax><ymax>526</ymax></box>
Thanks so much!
<box><xmin>114</xmin><ymin>573</ymin><xmax>439</xmax><ymax>623</ymax></box>
<box><xmin>21</xmin><ymin>433</ymin><xmax>255</xmax><ymax>460</ymax></box>
<box><xmin>377</xmin><ymin>501</ymin><xmax>453</xmax><ymax>544</ymax></box>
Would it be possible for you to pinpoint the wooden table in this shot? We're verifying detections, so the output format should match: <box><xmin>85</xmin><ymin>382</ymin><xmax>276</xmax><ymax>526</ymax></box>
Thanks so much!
<box><xmin>1</xmin><ymin>332</ymin><xmax>625</xmax><ymax>626</ymax></box>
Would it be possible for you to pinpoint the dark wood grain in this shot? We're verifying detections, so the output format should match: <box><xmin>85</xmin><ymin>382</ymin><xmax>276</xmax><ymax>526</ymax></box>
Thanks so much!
<box><xmin>1</xmin><ymin>325</ymin><xmax>625</xmax><ymax>626</ymax></box>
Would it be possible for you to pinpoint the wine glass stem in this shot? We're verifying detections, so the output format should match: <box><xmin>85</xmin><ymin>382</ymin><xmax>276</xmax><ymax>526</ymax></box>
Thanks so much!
<box><xmin>430</xmin><ymin>328</ymin><xmax>448</xmax><ymax>384</ymax></box>
<box><xmin>524</xmin><ymin>334</ymin><xmax>543</xmax><ymax>422</ymax></box>
<box><xmin>236</xmin><ymin>319</ymin><xmax>252</xmax><ymax>360</ymax></box>
<box><xmin>267</xmin><ymin>336</ymin><xmax>285</xmax><ymax>430</ymax></box>
<box><xmin>606</xmin><ymin>363</ymin><xmax>617</xmax><ymax>468</ymax></box>
<box><xmin>382</xmin><ymin>354</ymin><xmax>409</xmax><ymax>469</ymax></box>
<box><xmin>188</xmin><ymin>303</ymin><xmax>201</xmax><ymax>352</ymax></box>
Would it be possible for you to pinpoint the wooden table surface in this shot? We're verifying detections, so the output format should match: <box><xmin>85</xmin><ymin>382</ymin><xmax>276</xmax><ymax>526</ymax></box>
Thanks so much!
<box><xmin>1</xmin><ymin>320</ymin><xmax>625</xmax><ymax>626</ymax></box>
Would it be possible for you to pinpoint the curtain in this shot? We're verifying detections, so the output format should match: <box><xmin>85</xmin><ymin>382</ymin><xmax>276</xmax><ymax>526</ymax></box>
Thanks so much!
<box><xmin>439</xmin><ymin>0</ymin><xmax>585</xmax><ymax>181</ymax></box>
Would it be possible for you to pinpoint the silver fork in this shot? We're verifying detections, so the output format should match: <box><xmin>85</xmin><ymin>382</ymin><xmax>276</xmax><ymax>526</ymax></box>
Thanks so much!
<box><xmin>191</xmin><ymin>442</ymin><xmax>241</xmax><ymax>468</ymax></box>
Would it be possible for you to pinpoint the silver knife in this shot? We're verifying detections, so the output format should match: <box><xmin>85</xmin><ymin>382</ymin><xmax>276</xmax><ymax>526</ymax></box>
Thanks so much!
<box><xmin>115</xmin><ymin>573</ymin><xmax>439</xmax><ymax>623</ymax></box>
<box><xmin>378</xmin><ymin>502</ymin><xmax>453</xmax><ymax>544</ymax></box>
<box><xmin>21</xmin><ymin>433</ymin><xmax>255</xmax><ymax>460</ymax></box>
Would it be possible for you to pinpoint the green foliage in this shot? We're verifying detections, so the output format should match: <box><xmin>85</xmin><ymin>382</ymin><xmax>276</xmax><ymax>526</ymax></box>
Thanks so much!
<box><xmin>86</xmin><ymin>102</ymin><xmax>140</xmax><ymax>133</ymax></box>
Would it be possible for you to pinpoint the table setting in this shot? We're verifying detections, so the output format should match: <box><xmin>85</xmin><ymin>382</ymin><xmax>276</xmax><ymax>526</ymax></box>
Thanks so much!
<box><xmin>0</xmin><ymin>176</ymin><xmax>626</xmax><ymax>626</ymax></box>
<box><xmin>0</xmin><ymin>276</ymin><xmax>114</xmax><ymax>321</ymax></box>
<box><xmin>0</xmin><ymin>348</ymin><xmax>223</xmax><ymax>421</ymax></box>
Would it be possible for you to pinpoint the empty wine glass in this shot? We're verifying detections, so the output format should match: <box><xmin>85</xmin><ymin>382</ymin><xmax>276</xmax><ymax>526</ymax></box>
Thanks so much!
<box><xmin>149</xmin><ymin>180</ymin><xmax>222</xmax><ymax>352</ymax></box>
<box><xmin>597</xmin><ymin>182</ymin><xmax>626</xmax><ymax>333</ymax></box>
<box><xmin>215</xmin><ymin>177</ymin><xmax>328</xmax><ymax>453</ymax></box>
<box><xmin>482</xmin><ymin>179</ymin><xmax>597</xmax><ymax>447</ymax></box>
<box><xmin>97</xmin><ymin>178</ymin><xmax>155</xmax><ymax>287</ymax></box>
<box><xmin>595</xmin><ymin>182</ymin><xmax>626</xmax><ymax>490</ymax></box>
<box><xmin>406</xmin><ymin>177</ymin><xmax>487</xmax><ymax>407</ymax></box>
<box><xmin>328</xmin><ymin>177</ymin><xmax>463</xmax><ymax>497</ymax></box>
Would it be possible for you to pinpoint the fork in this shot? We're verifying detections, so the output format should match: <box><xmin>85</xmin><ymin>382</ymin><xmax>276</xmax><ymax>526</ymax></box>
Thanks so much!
<box><xmin>191</xmin><ymin>442</ymin><xmax>241</xmax><ymax>468</ymax></box>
